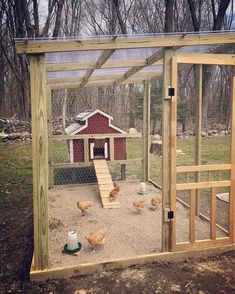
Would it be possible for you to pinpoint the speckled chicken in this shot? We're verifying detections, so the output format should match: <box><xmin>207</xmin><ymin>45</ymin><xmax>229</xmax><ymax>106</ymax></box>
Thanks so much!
<box><xmin>133</xmin><ymin>198</ymin><xmax>145</xmax><ymax>214</ymax></box>
<box><xmin>151</xmin><ymin>196</ymin><xmax>162</xmax><ymax>210</ymax></box>
<box><xmin>109</xmin><ymin>182</ymin><xmax>120</xmax><ymax>202</ymax></box>
<box><xmin>77</xmin><ymin>200</ymin><xmax>92</xmax><ymax>216</ymax></box>
<box><xmin>85</xmin><ymin>228</ymin><xmax>107</xmax><ymax>250</ymax></box>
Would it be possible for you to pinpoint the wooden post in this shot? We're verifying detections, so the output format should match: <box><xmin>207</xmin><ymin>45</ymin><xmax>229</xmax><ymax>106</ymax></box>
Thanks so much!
<box><xmin>84</xmin><ymin>138</ymin><xmax>89</xmax><ymax>163</ymax></box>
<box><xmin>143</xmin><ymin>78</ymin><xmax>150</xmax><ymax>181</ymax></box>
<box><xmin>30</xmin><ymin>54</ymin><xmax>49</xmax><ymax>270</ymax></box>
<box><xmin>47</xmin><ymin>87</ymin><xmax>53</xmax><ymax>188</ymax></box>
<box><xmin>162</xmin><ymin>48</ymin><xmax>174</xmax><ymax>252</ymax></box>
<box><xmin>195</xmin><ymin>64</ymin><xmax>202</xmax><ymax>215</ymax></box>
<box><xmin>62</xmin><ymin>89</ymin><xmax>67</xmax><ymax>130</ymax></box>
<box><xmin>121</xmin><ymin>164</ymin><xmax>126</xmax><ymax>180</ymax></box>
<box><xmin>230</xmin><ymin>66</ymin><xmax>235</xmax><ymax>243</ymax></box>
<box><xmin>110</xmin><ymin>138</ymin><xmax>114</xmax><ymax>161</ymax></box>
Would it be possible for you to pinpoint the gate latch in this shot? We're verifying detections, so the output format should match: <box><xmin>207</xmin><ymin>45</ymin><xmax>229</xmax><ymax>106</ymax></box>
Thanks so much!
<box><xmin>164</xmin><ymin>208</ymin><xmax>174</xmax><ymax>222</ymax></box>
<box><xmin>165</xmin><ymin>86</ymin><xmax>175</xmax><ymax>99</ymax></box>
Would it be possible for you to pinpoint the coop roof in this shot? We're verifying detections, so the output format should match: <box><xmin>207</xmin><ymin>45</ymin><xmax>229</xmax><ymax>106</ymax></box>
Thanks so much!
<box><xmin>65</xmin><ymin>109</ymin><xmax>125</xmax><ymax>135</ymax></box>
<box><xmin>15</xmin><ymin>30</ymin><xmax>235</xmax><ymax>89</ymax></box>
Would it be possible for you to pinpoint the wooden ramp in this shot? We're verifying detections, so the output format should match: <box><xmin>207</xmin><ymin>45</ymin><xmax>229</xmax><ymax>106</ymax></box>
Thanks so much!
<box><xmin>93</xmin><ymin>159</ymin><xmax>120</xmax><ymax>209</ymax></box>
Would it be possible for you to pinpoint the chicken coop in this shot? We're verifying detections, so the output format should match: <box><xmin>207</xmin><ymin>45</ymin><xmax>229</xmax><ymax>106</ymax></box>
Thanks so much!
<box><xmin>15</xmin><ymin>31</ymin><xmax>235</xmax><ymax>280</ymax></box>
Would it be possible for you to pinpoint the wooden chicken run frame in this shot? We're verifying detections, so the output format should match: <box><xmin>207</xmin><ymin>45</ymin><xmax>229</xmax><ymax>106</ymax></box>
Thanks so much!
<box><xmin>15</xmin><ymin>32</ymin><xmax>235</xmax><ymax>280</ymax></box>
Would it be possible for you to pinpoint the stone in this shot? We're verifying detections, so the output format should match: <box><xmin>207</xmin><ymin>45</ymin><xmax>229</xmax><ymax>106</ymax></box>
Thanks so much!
<box><xmin>201</xmin><ymin>131</ymin><xmax>207</xmax><ymax>137</ymax></box>
<box><xmin>129</xmin><ymin>128</ymin><xmax>137</xmax><ymax>133</ymax></box>
<box><xmin>152</xmin><ymin>134</ymin><xmax>161</xmax><ymax>141</ymax></box>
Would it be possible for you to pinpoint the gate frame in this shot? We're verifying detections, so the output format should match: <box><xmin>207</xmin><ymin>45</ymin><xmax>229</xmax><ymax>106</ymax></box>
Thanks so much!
<box><xmin>170</xmin><ymin>53</ymin><xmax>235</xmax><ymax>251</ymax></box>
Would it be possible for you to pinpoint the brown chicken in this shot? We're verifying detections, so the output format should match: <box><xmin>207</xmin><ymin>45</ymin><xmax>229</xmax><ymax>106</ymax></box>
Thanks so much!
<box><xmin>77</xmin><ymin>200</ymin><xmax>92</xmax><ymax>216</ymax></box>
<box><xmin>109</xmin><ymin>182</ymin><xmax>120</xmax><ymax>202</ymax></box>
<box><xmin>85</xmin><ymin>228</ymin><xmax>107</xmax><ymax>250</ymax></box>
<box><xmin>151</xmin><ymin>196</ymin><xmax>162</xmax><ymax>210</ymax></box>
<box><xmin>133</xmin><ymin>198</ymin><xmax>145</xmax><ymax>214</ymax></box>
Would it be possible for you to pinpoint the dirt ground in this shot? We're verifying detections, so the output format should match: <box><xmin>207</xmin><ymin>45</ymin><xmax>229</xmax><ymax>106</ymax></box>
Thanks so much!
<box><xmin>0</xmin><ymin>186</ymin><xmax>234</xmax><ymax>294</ymax></box>
<box><xmin>48</xmin><ymin>182</ymin><xmax>226</xmax><ymax>269</ymax></box>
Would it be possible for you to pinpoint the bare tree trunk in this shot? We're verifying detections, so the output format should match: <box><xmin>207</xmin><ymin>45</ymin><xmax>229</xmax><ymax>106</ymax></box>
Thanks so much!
<box><xmin>53</xmin><ymin>0</ymin><xmax>65</xmax><ymax>37</ymax></box>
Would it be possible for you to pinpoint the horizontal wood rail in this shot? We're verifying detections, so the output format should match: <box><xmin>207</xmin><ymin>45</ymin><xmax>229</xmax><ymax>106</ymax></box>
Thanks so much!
<box><xmin>176</xmin><ymin>164</ymin><xmax>231</xmax><ymax>173</ymax></box>
<box><xmin>176</xmin><ymin>180</ymin><xmax>231</xmax><ymax>190</ymax></box>
<box><xmin>16</xmin><ymin>33</ymin><xmax>235</xmax><ymax>54</ymax></box>
<box><xmin>174</xmin><ymin>53</ymin><xmax>235</xmax><ymax>65</ymax></box>
<box><xmin>52</xmin><ymin>133</ymin><xmax>142</xmax><ymax>140</ymax></box>
<box><xmin>53</xmin><ymin>159</ymin><xmax>143</xmax><ymax>169</ymax></box>
<box><xmin>175</xmin><ymin>237</ymin><xmax>231</xmax><ymax>251</ymax></box>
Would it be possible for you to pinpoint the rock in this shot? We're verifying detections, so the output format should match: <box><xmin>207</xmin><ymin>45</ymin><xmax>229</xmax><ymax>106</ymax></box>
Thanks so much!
<box><xmin>213</xmin><ymin>133</ymin><xmax>218</xmax><ymax>137</ymax></box>
<box><xmin>20</xmin><ymin>131</ymin><xmax>31</xmax><ymax>139</ymax></box>
<box><xmin>8</xmin><ymin>133</ymin><xmax>22</xmax><ymax>140</ymax></box>
<box><xmin>0</xmin><ymin>132</ymin><xmax>8</xmax><ymax>140</ymax></box>
<box><xmin>212</xmin><ymin>129</ymin><xmax>218</xmax><ymax>134</ymax></box>
<box><xmin>129</xmin><ymin>128</ymin><xmax>137</xmax><ymax>133</ymax></box>
<box><xmin>201</xmin><ymin>131</ymin><xmax>207</xmax><ymax>137</ymax></box>
<box><xmin>208</xmin><ymin>130</ymin><xmax>213</xmax><ymax>136</ymax></box>
<box><xmin>152</xmin><ymin>134</ymin><xmax>161</xmax><ymax>141</ymax></box>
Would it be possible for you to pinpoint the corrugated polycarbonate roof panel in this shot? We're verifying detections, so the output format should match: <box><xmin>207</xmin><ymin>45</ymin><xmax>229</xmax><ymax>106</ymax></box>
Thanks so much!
<box><xmin>46</xmin><ymin>70</ymin><xmax>87</xmax><ymax>78</ymax></box>
<box><xmin>109</xmin><ymin>48</ymin><xmax>159</xmax><ymax>60</ymax></box>
<box><xmin>45</xmin><ymin>50</ymin><xmax>103</xmax><ymax>64</ymax></box>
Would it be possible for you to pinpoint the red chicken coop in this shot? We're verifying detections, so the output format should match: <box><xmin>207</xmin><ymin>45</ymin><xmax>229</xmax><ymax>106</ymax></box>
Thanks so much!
<box><xmin>65</xmin><ymin>109</ymin><xmax>127</xmax><ymax>163</ymax></box>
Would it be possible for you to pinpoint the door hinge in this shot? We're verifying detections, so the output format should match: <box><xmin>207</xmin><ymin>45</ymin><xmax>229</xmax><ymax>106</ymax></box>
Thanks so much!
<box><xmin>164</xmin><ymin>208</ymin><xmax>174</xmax><ymax>222</ymax></box>
<box><xmin>165</xmin><ymin>86</ymin><xmax>175</xmax><ymax>99</ymax></box>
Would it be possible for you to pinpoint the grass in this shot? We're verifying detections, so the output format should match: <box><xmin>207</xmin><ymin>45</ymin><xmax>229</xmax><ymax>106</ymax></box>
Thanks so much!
<box><xmin>0</xmin><ymin>135</ymin><xmax>231</xmax><ymax>210</ymax></box>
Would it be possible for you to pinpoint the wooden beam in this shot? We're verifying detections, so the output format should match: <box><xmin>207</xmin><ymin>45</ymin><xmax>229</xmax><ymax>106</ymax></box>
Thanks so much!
<box><xmin>80</xmin><ymin>49</ymin><xmax>115</xmax><ymax>88</ymax></box>
<box><xmin>175</xmin><ymin>237</ymin><xmax>231</xmax><ymax>251</ymax></box>
<box><xmin>52</xmin><ymin>132</ymin><xmax>142</xmax><ymax>140</ymax></box>
<box><xmin>46</xmin><ymin>58</ymin><xmax>163</xmax><ymax>72</ymax></box>
<box><xmin>53</xmin><ymin>158</ymin><xmax>143</xmax><ymax>169</ymax></box>
<box><xmin>109</xmin><ymin>137</ymin><xmax>114</xmax><ymax>161</ymax></box>
<box><xmin>49</xmin><ymin>75</ymin><xmax>162</xmax><ymax>89</ymax></box>
<box><xmin>47</xmin><ymin>70</ymin><xmax>161</xmax><ymax>85</ymax></box>
<box><xmin>211</xmin><ymin>187</ymin><xmax>217</xmax><ymax>240</ymax></box>
<box><xmin>47</xmin><ymin>87</ymin><xmax>53</xmax><ymax>187</ymax></box>
<box><xmin>162</xmin><ymin>47</ymin><xmax>174</xmax><ymax>252</ymax></box>
<box><xmin>170</xmin><ymin>51</ymin><xmax>178</xmax><ymax>252</ymax></box>
<box><xmin>16</xmin><ymin>32</ymin><xmax>235</xmax><ymax>54</ymax></box>
<box><xmin>30</xmin><ymin>244</ymin><xmax>235</xmax><ymax>281</ymax></box>
<box><xmin>176</xmin><ymin>180</ymin><xmax>231</xmax><ymax>190</ymax></box>
<box><xmin>30</xmin><ymin>54</ymin><xmax>49</xmax><ymax>270</ymax></box>
<box><xmin>230</xmin><ymin>65</ymin><xmax>235</xmax><ymax>243</ymax></box>
<box><xmin>189</xmin><ymin>189</ymin><xmax>196</xmax><ymax>243</ymax></box>
<box><xmin>174</xmin><ymin>53</ymin><xmax>235</xmax><ymax>65</ymax></box>
<box><xmin>176</xmin><ymin>164</ymin><xmax>231</xmax><ymax>173</ymax></box>
<box><xmin>142</xmin><ymin>78</ymin><xmax>150</xmax><ymax>181</ymax></box>
<box><xmin>115</xmin><ymin>49</ymin><xmax>164</xmax><ymax>85</ymax></box>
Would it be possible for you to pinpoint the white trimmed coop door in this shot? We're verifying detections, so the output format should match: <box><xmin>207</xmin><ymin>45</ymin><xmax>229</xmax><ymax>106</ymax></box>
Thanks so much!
<box><xmin>90</xmin><ymin>141</ymin><xmax>108</xmax><ymax>159</ymax></box>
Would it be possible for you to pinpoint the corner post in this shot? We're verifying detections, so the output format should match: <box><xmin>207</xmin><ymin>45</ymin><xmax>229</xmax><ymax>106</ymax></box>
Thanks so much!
<box><xmin>195</xmin><ymin>64</ymin><xmax>202</xmax><ymax>215</ymax></box>
<box><xmin>47</xmin><ymin>86</ymin><xmax>53</xmax><ymax>188</ymax></box>
<box><xmin>30</xmin><ymin>54</ymin><xmax>49</xmax><ymax>270</ymax></box>
<box><xmin>230</xmin><ymin>65</ymin><xmax>235</xmax><ymax>243</ymax></box>
<box><xmin>143</xmin><ymin>78</ymin><xmax>150</xmax><ymax>181</ymax></box>
<box><xmin>162</xmin><ymin>48</ymin><xmax>174</xmax><ymax>252</ymax></box>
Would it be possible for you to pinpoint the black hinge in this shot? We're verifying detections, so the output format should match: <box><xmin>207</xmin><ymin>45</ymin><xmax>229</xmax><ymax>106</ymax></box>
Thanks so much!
<box><xmin>168</xmin><ymin>87</ymin><xmax>175</xmax><ymax>97</ymax></box>
<box><xmin>168</xmin><ymin>210</ymin><xmax>174</xmax><ymax>220</ymax></box>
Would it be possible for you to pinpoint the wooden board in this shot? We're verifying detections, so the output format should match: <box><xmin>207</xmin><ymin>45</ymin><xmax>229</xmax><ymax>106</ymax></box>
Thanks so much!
<box><xmin>16</xmin><ymin>33</ymin><xmax>235</xmax><ymax>54</ymax></box>
<box><xmin>93</xmin><ymin>159</ymin><xmax>120</xmax><ymax>208</ymax></box>
<box><xmin>30</xmin><ymin>244</ymin><xmax>235</xmax><ymax>281</ymax></box>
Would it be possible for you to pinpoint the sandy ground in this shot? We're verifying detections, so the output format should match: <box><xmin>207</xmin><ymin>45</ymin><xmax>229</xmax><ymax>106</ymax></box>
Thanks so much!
<box><xmin>48</xmin><ymin>181</ymin><xmax>226</xmax><ymax>269</ymax></box>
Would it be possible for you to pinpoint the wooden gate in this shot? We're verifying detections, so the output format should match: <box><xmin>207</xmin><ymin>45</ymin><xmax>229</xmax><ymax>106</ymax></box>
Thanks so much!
<box><xmin>170</xmin><ymin>54</ymin><xmax>235</xmax><ymax>251</ymax></box>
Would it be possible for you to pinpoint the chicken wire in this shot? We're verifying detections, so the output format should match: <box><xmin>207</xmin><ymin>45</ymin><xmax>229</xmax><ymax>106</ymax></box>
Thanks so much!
<box><xmin>175</xmin><ymin>63</ymin><xmax>233</xmax><ymax>238</ymax></box>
